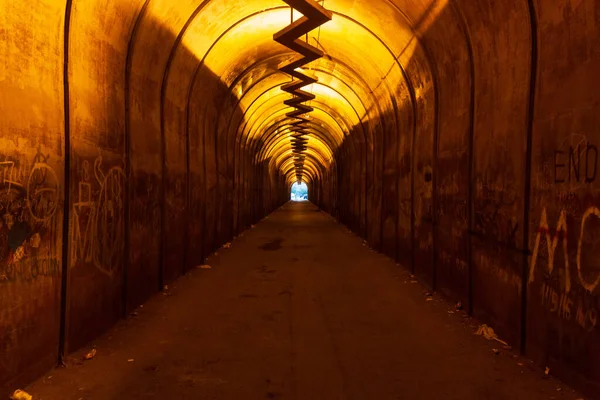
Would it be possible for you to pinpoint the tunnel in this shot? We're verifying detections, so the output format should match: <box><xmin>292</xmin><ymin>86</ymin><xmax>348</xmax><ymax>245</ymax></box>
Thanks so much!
<box><xmin>1</xmin><ymin>0</ymin><xmax>599</xmax><ymax>398</ymax></box>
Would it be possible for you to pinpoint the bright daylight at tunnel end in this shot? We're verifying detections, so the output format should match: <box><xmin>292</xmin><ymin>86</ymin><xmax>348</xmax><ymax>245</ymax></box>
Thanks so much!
<box><xmin>1</xmin><ymin>0</ymin><xmax>600</xmax><ymax>398</ymax></box>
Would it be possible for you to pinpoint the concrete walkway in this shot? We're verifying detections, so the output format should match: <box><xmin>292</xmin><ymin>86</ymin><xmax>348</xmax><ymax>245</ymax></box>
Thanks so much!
<box><xmin>27</xmin><ymin>202</ymin><xmax>581</xmax><ymax>399</ymax></box>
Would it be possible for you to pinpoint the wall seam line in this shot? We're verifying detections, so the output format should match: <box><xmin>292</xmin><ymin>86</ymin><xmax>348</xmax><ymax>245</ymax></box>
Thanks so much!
<box><xmin>58</xmin><ymin>0</ymin><xmax>74</xmax><ymax>362</ymax></box>
<box><xmin>521</xmin><ymin>0</ymin><xmax>539</xmax><ymax>356</ymax></box>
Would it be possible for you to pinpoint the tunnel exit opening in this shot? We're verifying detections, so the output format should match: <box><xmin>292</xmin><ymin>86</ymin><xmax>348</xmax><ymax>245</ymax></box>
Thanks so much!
<box><xmin>291</xmin><ymin>182</ymin><xmax>308</xmax><ymax>201</ymax></box>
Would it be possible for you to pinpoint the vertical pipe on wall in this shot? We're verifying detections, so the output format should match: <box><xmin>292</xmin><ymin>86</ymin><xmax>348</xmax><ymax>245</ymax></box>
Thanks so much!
<box><xmin>58</xmin><ymin>0</ymin><xmax>73</xmax><ymax>362</ymax></box>
<box><xmin>379</xmin><ymin>116</ymin><xmax>386</xmax><ymax>252</ymax></box>
<box><xmin>391</xmin><ymin>97</ymin><xmax>400</xmax><ymax>262</ymax></box>
<box><xmin>158</xmin><ymin>110</ymin><xmax>166</xmax><ymax>288</ymax></box>
<box><xmin>431</xmin><ymin>105</ymin><xmax>439</xmax><ymax>291</ymax></box>
<box><xmin>184</xmin><ymin>99</ymin><xmax>191</xmax><ymax>272</ymax></box>
<box><xmin>521</xmin><ymin>0</ymin><xmax>539</xmax><ymax>355</ymax></box>
<box><xmin>124</xmin><ymin>0</ymin><xmax>151</xmax><ymax>315</ymax></box>
<box><xmin>450</xmin><ymin>0</ymin><xmax>476</xmax><ymax>315</ymax></box>
<box><xmin>362</xmin><ymin>139</ymin><xmax>367</xmax><ymax>238</ymax></box>
<box><xmin>409</xmin><ymin>97</ymin><xmax>417</xmax><ymax>276</ymax></box>
<box><xmin>213</xmin><ymin>117</ymin><xmax>220</xmax><ymax>248</ymax></box>
<box><xmin>466</xmin><ymin>50</ymin><xmax>475</xmax><ymax>316</ymax></box>
<box><xmin>202</xmin><ymin>106</ymin><xmax>208</xmax><ymax>258</ymax></box>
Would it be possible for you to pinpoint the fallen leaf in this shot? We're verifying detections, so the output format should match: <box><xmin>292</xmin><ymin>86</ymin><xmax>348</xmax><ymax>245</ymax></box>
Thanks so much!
<box><xmin>199</xmin><ymin>265</ymin><xmax>212</xmax><ymax>269</ymax></box>
<box><xmin>83</xmin><ymin>348</ymin><xmax>97</xmax><ymax>360</ymax></box>
<box><xmin>475</xmin><ymin>324</ymin><xmax>509</xmax><ymax>346</ymax></box>
<box><xmin>11</xmin><ymin>390</ymin><xmax>32</xmax><ymax>400</ymax></box>
<box><xmin>128</xmin><ymin>359</ymin><xmax>134</xmax><ymax>362</ymax></box>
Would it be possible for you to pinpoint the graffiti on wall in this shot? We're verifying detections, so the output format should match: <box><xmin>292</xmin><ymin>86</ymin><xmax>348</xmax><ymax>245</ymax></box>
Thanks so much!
<box><xmin>536</xmin><ymin>135</ymin><xmax>598</xmax><ymax>191</ymax></box>
<box><xmin>474</xmin><ymin>176</ymin><xmax>519</xmax><ymax>247</ymax></box>
<box><xmin>414</xmin><ymin>165</ymin><xmax>433</xmax><ymax>230</ymax></box>
<box><xmin>529</xmin><ymin>205</ymin><xmax>600</xmax><ymax>331</ymax></box>
<box><xmin>529</xmin><ymin>206</ymin><xmax>600</xmax><ymax>293</ymax></box>
<box><xmin>0</xmin><ymin>150</ymin><xmax>60</xmax><ymax>283</ymax></box>
<box><xmin>70</xmin><ymin>156</ymin><xmax>125</xmax><ymax>277</ymax></box>
<box><xmin>553</xmin><ymin>142</ymin><xmax>597</xmax><ymax>184</ymax></box>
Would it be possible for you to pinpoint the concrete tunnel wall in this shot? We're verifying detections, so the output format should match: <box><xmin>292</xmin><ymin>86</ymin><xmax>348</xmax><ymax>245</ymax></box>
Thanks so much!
<box><xmin>1</xmin><ymin>0</ymin><xmax>599</xmax><ymax>397</ymax></box>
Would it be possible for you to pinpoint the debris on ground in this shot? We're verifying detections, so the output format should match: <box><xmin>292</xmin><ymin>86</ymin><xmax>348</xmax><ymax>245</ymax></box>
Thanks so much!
<box><xmin>475</xmin><ymin>324</ymin><xmax>509</xmax><ymax>346</ymax></box>
<box><xmin>424</xmin><ymin>291</ymin><xmax>433</xmax><ymax>297</ymax></box>
<box><xmin>11</xmin><ymin>390</ymin><xmax>32</xmax><ymax>400</ymax></box>
<box><xmin>127</xmin><ymin>359</ymin><xmax>134</xmax><ymax>362</ymax></box>
<box><xmin>223</xmin><ymin>242</ymin><xmax>232</xmax><ymax>249</ymax></box>
<box><xmin>410</xmin><ymin>280</ymin><xmax>418</xmax><ymax>284</ymax></box>
<box><xmin>492</xmin><ymin>348</ymin><xmax>500</xmax><ymax>355</ymax></box>
<box><xmin>455</xmin><ymin>301</ymin><xmax>463</xmax><ymax>310</ymax></box>
<box><xmin>163</xmin><ymin>285</ymin><xmax>168</xmax><ymax>290</ymax></box>
<box><xmin>130</xmin><ymin>311</ymin><xmax>138</xmax><ymax>317</ymax></box>
<box><xmin>83</xmin><ymin>348</ymin><xmax>97</xmax><ymax>360</ymax></box>
<box><xmin>545</xmin><ymin>367</ymin><xmax>550</xmax><ymax>375</ymax></box>
<box><xmin>426</xmin><ymin>297</ymin><xmax>434</xmax><ymax>302</ymax></box>
<box><xmin>199</xmin><ymin>265</ymin><xmax>212</xmax><ymax>269</ymax></box>
<box><xmin>448</xmin><ymin>311</ymin><xmax>455</xmax><ymax>314</ymax></box>
<box><xmin>556</xmin><ymin>387</ymin><xmax>562</xmax><ymax>392</ymax></box>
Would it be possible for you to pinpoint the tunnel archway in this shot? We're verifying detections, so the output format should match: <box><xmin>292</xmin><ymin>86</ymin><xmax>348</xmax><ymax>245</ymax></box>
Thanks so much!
<box><xmin>290</xmin><ymin>182</ymin><xmax>309</xmax><ymax>201</ymax></box>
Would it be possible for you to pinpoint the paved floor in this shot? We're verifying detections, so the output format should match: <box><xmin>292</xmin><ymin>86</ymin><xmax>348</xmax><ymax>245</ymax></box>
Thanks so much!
<box><xmin>27</xmin><ymin>202</ymin><xmax>582</xmax><ymax>399</ymax></box>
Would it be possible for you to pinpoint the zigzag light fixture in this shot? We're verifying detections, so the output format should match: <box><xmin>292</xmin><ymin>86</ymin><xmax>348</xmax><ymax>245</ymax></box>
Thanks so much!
<box><xmin>273</xmin><ymin>0</ymin><xmax>332</xmax><ymax>184</ymax></box>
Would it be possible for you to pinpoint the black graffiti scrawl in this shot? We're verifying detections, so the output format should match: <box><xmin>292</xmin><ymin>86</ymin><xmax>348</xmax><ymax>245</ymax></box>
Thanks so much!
<box><xmin>0</xmin><ymin>150</ymin><xmax>60</xmax><ymax>282</ymax></box>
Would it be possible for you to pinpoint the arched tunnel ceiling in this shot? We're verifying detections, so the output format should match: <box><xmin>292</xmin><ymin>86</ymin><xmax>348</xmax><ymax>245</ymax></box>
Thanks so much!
<box><xmin>144</xmin><ymin>0</ymin><xmax>448</xmax><ymax>186</ymax></box>
<box><xmin>4</xmin><ymin>0</ymin><xmax>600</xmax><ymax>395</ymax></box>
